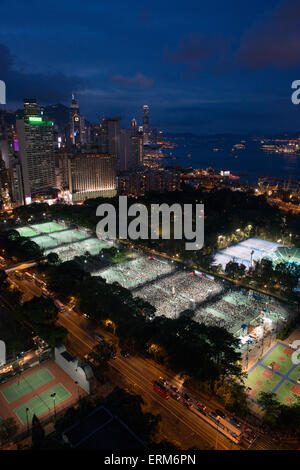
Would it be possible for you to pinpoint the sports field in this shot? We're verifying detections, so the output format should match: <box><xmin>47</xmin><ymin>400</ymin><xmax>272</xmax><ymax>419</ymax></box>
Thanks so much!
<box><xmin>14</xmin><ymin>384</ymin><xmax>71</xmax><ymax>424</ymax></box>
<box><xmin>213</xmin><ymin>238</ymin><xmax>282</xmax><ymax>270</ymax></box>
<box><xmin>0</xmin><ymin>368</ymin><xmax>54</xmax><ymax>403</ymax></box>
<box><xmin>30</xmin><ymin>222</ymin><xmax>66</xmax><ymax>234</ymax></box>
<box><xmin>31</xmin><ymin>234</ymin><xmax>59</xmax><ymax>249</ymax></box>
<box><xmin>245</xmin><ymin>342</ymin><xmax>300</xmax><ymax>405</ymax></box>
<box><xmin>16</xmin><ymin>226</ymin><xmax>39</xmax><ymax>238</ymax></box>
<box><xmin>50</xmin><ymin>228</ymin><xmax>88</xmax><ymax>244</ymax></box>
<box><xmin>0</xmin><ymin>361</ymin><xmax>85</xmax><ymax>428</ymax></box>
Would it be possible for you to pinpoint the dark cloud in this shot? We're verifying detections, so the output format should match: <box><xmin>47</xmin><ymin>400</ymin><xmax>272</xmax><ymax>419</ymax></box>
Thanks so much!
<box><xmin>237</xmin><ymin>0</ymin><xmax>300</xmax><ymax>69</ymax></box>
<box><xmin>163</xmin><ymin>33</ymin><xmax>234</xmax><ymax>76</ymax></box>
<box><xmin>111</xmin><ymin>72</ymin><xmax>155</xmax><ymax>89</ymax></box>
<box><xmin>0</xmin><ymin>43</ymin><xmax>85</xmax><ymax>104</ymax></box>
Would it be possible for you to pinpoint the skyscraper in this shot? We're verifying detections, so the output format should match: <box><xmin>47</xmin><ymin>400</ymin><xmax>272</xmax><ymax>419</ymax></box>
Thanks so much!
<box><xmin>143</xmin><ymin>105</ymin><xmax>149</xmax><ymax>144</ymax></box>
<box><xmin>131</xmin><ymin>118</ymin><xmax>137</xmax><ymax>136</ymax></box>
<box><xmin>99</xmin><ymin>117</ymin><xmax>121</xmax><ymax>167</ymax></box>
<box><xmin>69</xmin><ymin>94</ymin><xmax>81</xmax><ymax>147</ymax></box>
<box><xmin>16</xmin><ymin>100</ymin><xmax>55</xmax><ymax>204</ymax></box>
<box><xmin>23</xmin><ymin>98</ymin><xmax>41</xmax><ymax>119</ymax></box>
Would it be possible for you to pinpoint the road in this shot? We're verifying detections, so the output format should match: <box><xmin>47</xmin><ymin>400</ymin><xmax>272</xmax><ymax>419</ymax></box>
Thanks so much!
<box><xmin>8</xmin><ymin>271</ymin><xmax>255</xmax><ymax>450</ymax></box>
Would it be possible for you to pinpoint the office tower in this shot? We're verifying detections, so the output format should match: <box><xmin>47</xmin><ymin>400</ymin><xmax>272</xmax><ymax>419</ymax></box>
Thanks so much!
<box><xmin>131</xmin><ymin>118</ymin><xmax>137</xmax><ymax>136</ymax></box>
<box><xmin>150</xmin><ymin>127</ymin><xmax>157</xmax><ymax>144</ymax></box>
<box><xmin>23</xmin><ymin>98</ymin><xmax>40</xmax><ymax>119</ymax></box>
<box><xmin>0</xmin><ymin>122</ymin><xmax>24</xmax><ymax>206</ymax></box>
<box><xmin>9</xmin><ymin>157</ymin><xmax>24</xmax><ymax>206</ymax></box>
<box><xmin>69</xmin><ymin>94</ymin><xmax>81</xmax><ymax>147</ymax></box>
<box><xmin>0</xmin><ymin>156</ymin><xmax>10</xmax><ymax>210</ymax></box>
<box><xmin>99</xmin><ymin>117</ymin><xmax>121</xmax><ymax>168</ymax></box>
<box><xmin>143</xmin><ymin>105</ymin><xmax>149</xmax><ymax>144</ymax></box>
<box><xmin>119</xmin><ymin>126</ymin><xmax>145</xmax><ymax>172</ymax></box>
<box><xmin>16</xmin><ymin>100</ymin><xmax>55</xmax><ymax>204</ymax></box>
<box><xmin>67</xmin><ymin>153</ymin><xmax>117</xmax><ymax>202</ymax></box>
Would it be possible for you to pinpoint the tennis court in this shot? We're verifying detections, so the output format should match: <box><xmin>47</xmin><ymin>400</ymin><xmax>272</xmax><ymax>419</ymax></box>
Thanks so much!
<box><xmin>0</xmin><ymin>360</ymin><xmax>86</xmax><ymax>428</ymax></box>
<box><xmin>30</xmin><ymin>222</ymin><xmax>66</xmax><ymax>234</ymax></box>
<box><xmin>30</xmin><ymin>234</ymin><xmax>59</xmax><ymax>250</ymax></box>
<box><xmin>14</xmin><ymin>384</ymin><xmax>71</xmax><ymax>424</ymax></box>
<box><xmin>50</xmin><ymin>228</ymin><xmax>88</xmax><ymax>244</ymax></box>
<box><xmin>1</xmin><ymin>368</ymin><xmax>54</xmax><ymax>403</ymax></box>
<box><xmin>16</xmin><ymin>226</ymin><xmax>39</xmax><ymax>238</ymax></box>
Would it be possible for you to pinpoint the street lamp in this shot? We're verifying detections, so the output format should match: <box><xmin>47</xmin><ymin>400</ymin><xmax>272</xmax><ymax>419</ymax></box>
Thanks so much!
<box><xmin>51</xmin><ymin>392</ymin><xmax>56</xmax><ymax>418</ymax></box>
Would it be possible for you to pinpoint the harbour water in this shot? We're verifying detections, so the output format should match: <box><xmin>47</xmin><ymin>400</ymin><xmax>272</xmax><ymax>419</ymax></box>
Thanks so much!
<box><xmin>163</xmin><ymin>135</ymin><xmax>300</xmax><ymax>185</ymax></box>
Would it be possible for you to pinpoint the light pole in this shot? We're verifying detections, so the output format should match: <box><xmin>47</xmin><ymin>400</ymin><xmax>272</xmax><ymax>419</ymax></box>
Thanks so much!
<box><xmin>51</xmin><ymin>392</ymin><xmax>56</xmax><ymax>418</ymax></box>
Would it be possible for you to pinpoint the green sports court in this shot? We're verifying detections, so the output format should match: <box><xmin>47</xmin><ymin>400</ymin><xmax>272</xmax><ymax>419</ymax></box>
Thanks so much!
<box><xmin>14</xmin><ymin>384</ymin><xmax>71</xmax><ymax>424</ymax></box>
<box><xmin>245</xmin><ymin>342</ymin><xmax>300</xmax><ymax>405</ymax></box>
<box><xmin>30</xmin><ymin>222</ymin><xmax>66</xmax><ymax>234</ymax></box>
<box><xmin>16</xmin><ymin>226</ymin><xmax>39</xmax><ymax>238</ymax></box>
<box><xmin>0</xmin><ymin>368</ymin><xmax>54</xmax><ymax>403</ymax></box>
<box><xmin>0</xmin><ymin>361</ymin><xmax>83</xmax><ymax>428</ymax></box>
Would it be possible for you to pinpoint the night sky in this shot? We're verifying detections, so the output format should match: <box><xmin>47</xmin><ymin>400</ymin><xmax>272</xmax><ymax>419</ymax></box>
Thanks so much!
<box><xmin>1</xmin><ymin>0</ymin><xmax>300</xmax><ymax>134</ymax></box>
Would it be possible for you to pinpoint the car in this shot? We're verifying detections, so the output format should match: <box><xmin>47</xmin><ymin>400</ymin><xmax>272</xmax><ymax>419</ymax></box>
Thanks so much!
<box><xmin>215</xmin><ymin>409</ymin><xmax>226</xmax><ymax>419</ymax></box>
<box><xmin>244</xmin><ymin>427</ymin><xmax>256</xmax><ymax>439</ymax></box>
<box><xmin>95</xmin><ymin>333</ymin><xmax>105</xmax><ymax>342</ymax></box>
<box><xmin>183</xmin><ymin>399</ymin><xmax>193</xmax><ymax>408</ymax></box>
<box><xmin>209</xmin><ymin>411</ymin><xmax>218</xmax><ymax>421</ymax></box>
<box><xmin>120</xmin><ymin>349</ymin><xmax>130</xmax><ymax>358</ymax></box>
<box><xmin>159</xmin><ymin>377</ymin><xmax>168</xmax><ymax>387</ymax></box>
<box><xmin>196</xmin><ymin>401</ymin><xmax>207</xmax><ymax>411</ymax></box>
<box><xmin>198</xmin><ymin>408</ymin><xmax>207</xmax><ymax>416</ymax></box>
<box><xmin>170</xmin><ymin>391</ymin><xmax>180</xmax><ymax>401</ymax></box>
<box><xmin>170</xmin><ymin>385</ymin><xmax>179</xmax><ymax>393</ymax></box>
<box><xmin>229</xmin><ymin>416</ymin><xmax>241</xmax><ymax>428</ymax></box>
<box><xmin>182</xmin><ymin>392</ymin><xmax>190</xmax><ymax>401</ymax></box>
<box><xmin>111</xmin><ymin>351</ymin><xmax>117</xmax><ymax>359</ymax></box>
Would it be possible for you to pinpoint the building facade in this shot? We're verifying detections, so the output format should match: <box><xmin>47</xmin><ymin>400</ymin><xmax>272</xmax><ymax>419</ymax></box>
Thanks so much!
<box><xmin>67</xmin><ymin>152</ymin><xmax>117</xmax><ymax>202</ymax></box>
<box><xmin>17</xmin><ymin>109</ymin><xmax>56</xmax><ymax>204</ymax></box>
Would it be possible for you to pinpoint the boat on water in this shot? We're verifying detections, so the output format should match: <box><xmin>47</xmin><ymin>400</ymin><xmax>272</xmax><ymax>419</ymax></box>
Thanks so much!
<box><xmin>232</xmin><ymin>143</ymin><xmax>245</xmax><ymax>151</ymax></box>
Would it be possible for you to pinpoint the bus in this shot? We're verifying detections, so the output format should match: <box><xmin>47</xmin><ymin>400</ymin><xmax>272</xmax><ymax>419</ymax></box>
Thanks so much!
<box><xmin>35</xmin><ymin>278</ymin><xmax>45</xmax><ymax>288</ymax></box>
<box><xmin>153</xmin><ymin>381</ymin><xmax>169</xmax><ymax>399</ymax></box>
<box><xmin>24</xmin><ymin>271</ymin><xmax>32</xmax><ymax>281</ymax></box>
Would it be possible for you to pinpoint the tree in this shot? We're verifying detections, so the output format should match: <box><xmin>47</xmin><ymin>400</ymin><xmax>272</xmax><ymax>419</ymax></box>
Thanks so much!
<box><xmin>46</xmin><ymin>252</ymin><xmax>60</xmax><ymax>265</ymax></box>
<box><xmin>0</xmin><ymin>418</ymin><xmax>19</xmax><ymax>446</ymax></box>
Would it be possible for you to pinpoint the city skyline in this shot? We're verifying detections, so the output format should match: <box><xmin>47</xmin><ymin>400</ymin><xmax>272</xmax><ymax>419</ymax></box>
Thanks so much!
<box><xmin>1</xmin><ymin>0</ymin><xmax>300</xmax><ymax>134</ymax></box>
